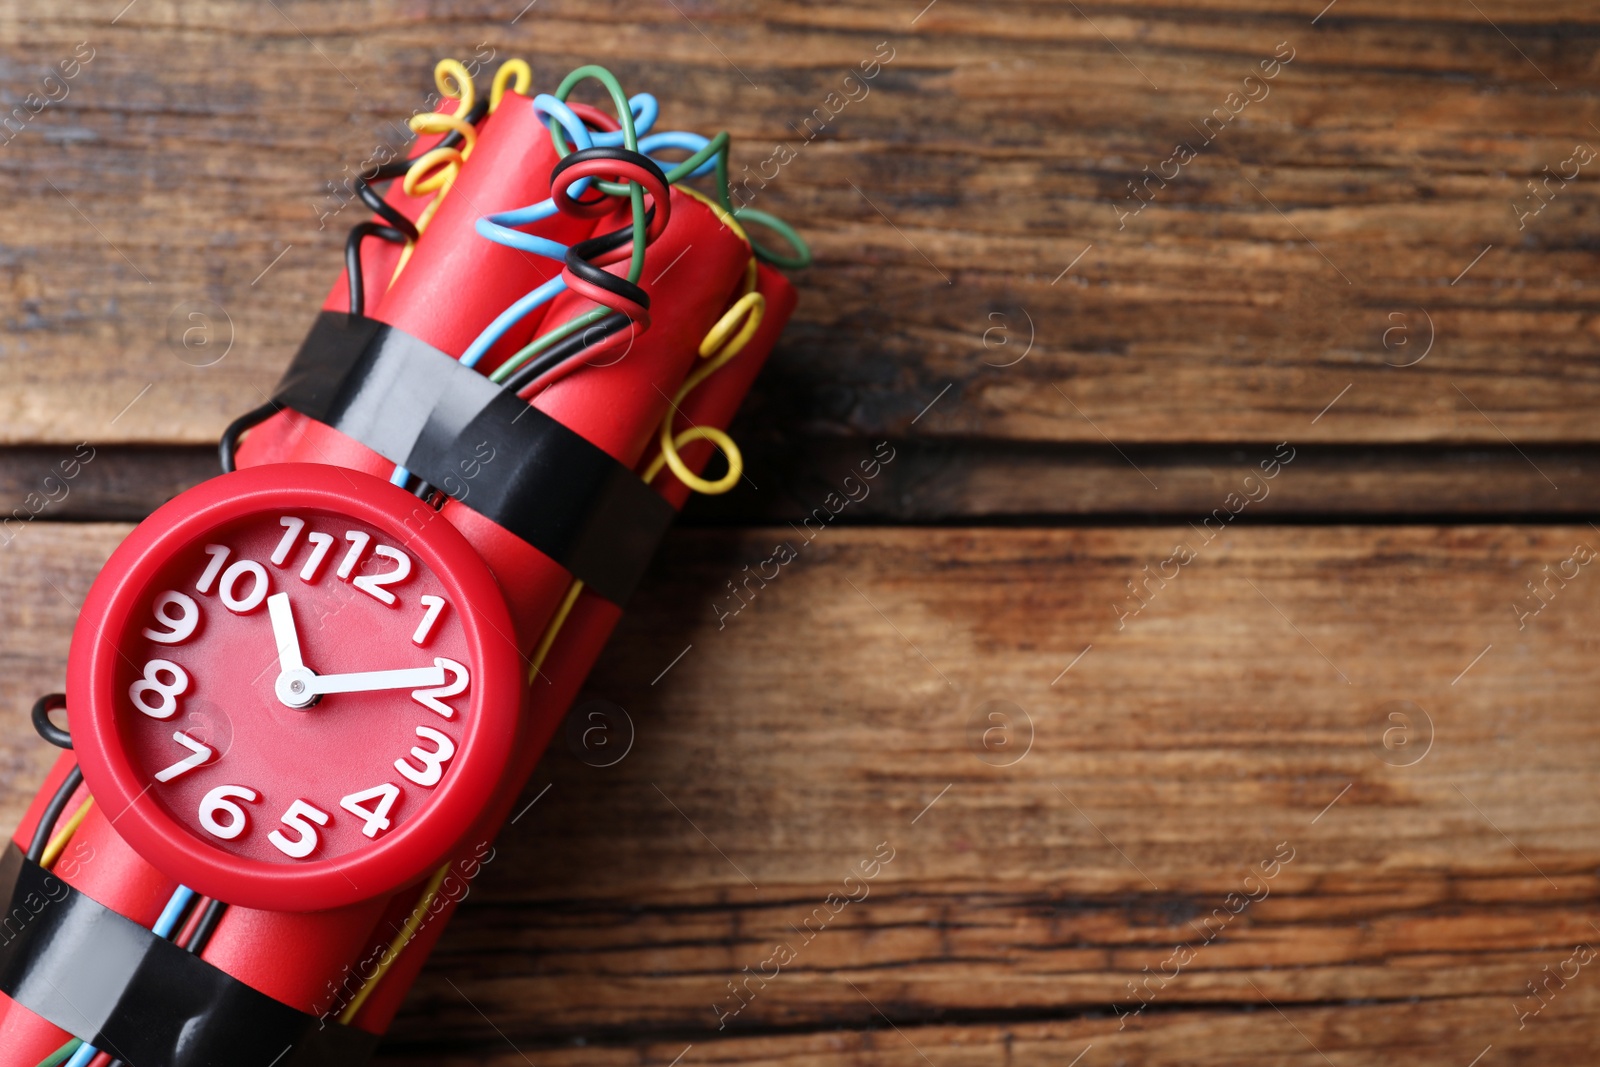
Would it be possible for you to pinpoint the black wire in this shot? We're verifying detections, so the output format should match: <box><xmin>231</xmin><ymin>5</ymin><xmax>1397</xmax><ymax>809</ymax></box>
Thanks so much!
<box><xmin>345</xmin><ymin>221</ymin><xmax>409</xmax><ymax>317</ymax></box>
<box><xmin>498</xmin><ymin>208</ymin><xmax>647</xmax><ymax>397</ymax></box>
<box><xmin>550</xmin><ymin>148</ymin><xmax>662</xmax><ymax>313</ymax></box>
<box><xmin>549</xmin><ymin>145</ymin><xmax>667</xmax><ymax>211</ymax></box>
<box><xmin>167</xmin><ymin>891</ymin><xmax>201</xmax><ymax>941</ymax></box>
<box><xmin>410</xmin><ymin>477</ymin><xmax>442</xmax><ymax>507</ymax></box>
<box><xmin>499</xmin><ymin>312</ymin><xmax>633</xmax><ymax>395</ymax></box>
<box><xmin>564</xmin><ymin>243</ymin><xmax>650</xmax><ymax>309</ymax></box>
<box><xmin>576</xmin><ymin>205</ymin><xmax>655</xmax><ymax>260</ymax></box>
<box><xmin>219</xmin><ymin>399</ymin><xmax>283</xmax><ymax>474</ymax></box>
<box><xmin>355</xmin><ymin>178</ymin><xmax>419</xmax><ymax>242</ymax></box>
<box><xmin>184</xmin><ymin>898</ymin><xmax>228</xmax><ymax>956</ymax></box>
<box><xmin>31</xmin><ymin>694</ymin><xmax>71</xmax><ymax>749</ymax></box>
<box><xmin>26</xmin><ymin>765</ymin><xmax>82</xmax><ymax>863</ymax></box>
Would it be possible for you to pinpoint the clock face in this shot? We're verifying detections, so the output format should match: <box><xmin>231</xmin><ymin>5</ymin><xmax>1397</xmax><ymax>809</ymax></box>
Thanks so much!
<box><xmin>69</xmin><ymin>464</ymin><xmax>521</xmax><ymax>912</ymax></box>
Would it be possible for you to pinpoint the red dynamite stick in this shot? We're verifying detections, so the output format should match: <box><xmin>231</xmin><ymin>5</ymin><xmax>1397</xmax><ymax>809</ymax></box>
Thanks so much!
<box><xmin>170</xmin><ymin>162</ymin><xmax>756</xmax><ymax>1030</ymax></box>
<box><xmin>342</xmin><ymin>264</ymin><xmax>797</xmax><ymax>1034</ymax></box>
<box><xmin>0</xmin><ymin>754</ymin><xmax>88</xmax><ymax>1060</ymax></box>
<box><xmin>238</xmin><ymin>92</ymin><xmax>608</xmax><ymax>484</ymax></box>
<box><xmin>320</xmin><ymin>99</ymin><xmax>460</xmax><ymax>317</ymax></box>
<box><xmin>0</xmin><ymin>756</ymin><xmax>181</xmax><ymax>1060</ymax></box>
<box><xmin>281</xmin><ymin>198</ymin><xmax>761</xmax><ymax>1036</ymax></box>
<box><xmin>377</xmin><ymin>90</ymin><xmax>600</xmax><ymax>375</ymax></box>
<box><xmin>440</xmin><ymin>186</ymin><xmax>752</xmax><ymax>649</ymax></box>
<box><xmin>531</xmin><ymin>189</ymin><xmax>753</xmax><ymax>466</ymax></box>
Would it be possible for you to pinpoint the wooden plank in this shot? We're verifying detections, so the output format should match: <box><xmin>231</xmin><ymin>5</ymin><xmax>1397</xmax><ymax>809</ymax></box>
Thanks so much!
<box><xmin>9</xmin><ymin>440</ymin><xmax>1600</xmax><ymax>522</ymax></box>
<box><xmin>0</xmin><ymin>2</ymin><xmax>1593</xmax><ymax>447</ymax></box>
<box><xmin>702</xmin><ymin>438</ymin><xmax>1600</xmax><ymax>521</ymax></box>
<box><xmin>2</xmin><ymin>523</ymin><xmax>1597</xmax><ymax>1061</ymax></box>
<box><xmin>370</xmin><ymin>1006</ymin><xmax>1600</xmax><ymax>1067</ymax></box>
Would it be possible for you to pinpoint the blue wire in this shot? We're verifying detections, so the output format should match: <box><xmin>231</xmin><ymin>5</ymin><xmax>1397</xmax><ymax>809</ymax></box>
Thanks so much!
<box><xmin>459</xmin><ymin>276</ymin><xmax>568</xmax><ymax>370</ymax></box>
<box><xmin>458</xmin><ymin>102</ymin><xmax>715</xmax><ymax>366</ymax></box>
<box><xmin>153</xmin><ymin>885</ymin><xmax>196</xmax><ymax>937</ymax></box>
<box><xmin>639</xmin><ymin>131</ymin><xmax>717</xmax><ymax>178</ymax></box>
<box><xmin>65</xmin><ymin>885</ymin><xmax>195</xmax><ymax>1066</ymax></box>
<box><xmin>385</xmin><ymin>90</ymin><xmax>709</xmax><ymax>487</ymax></box>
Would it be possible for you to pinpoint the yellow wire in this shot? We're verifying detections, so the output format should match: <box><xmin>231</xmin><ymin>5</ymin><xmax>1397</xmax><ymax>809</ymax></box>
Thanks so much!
<box><xmin>677</xmin><ymin>184</ymin><xmax>750</xmax><ymax>244</ymax></box>
<box><xmin>434</xmin><ymin>58</ymin><xmax>476</xmax><ymax>115</ymax></box>
<box><xmin>339</xmin><ymin>565</ymin><xmax>588</xmax><ymax>1022</ymax></box>
<box><xmin>643</xmin><ymin>291</ymin><xmax>765</xmax><ymax>494</ymax></box>
<box><xmin>339</xmin><ymin>862</ymin><xmax>451</xmax><ymax>1025</ymax></box>
<box><xmin>490</xmin><ymin>59</ymin><xmax>531</xmax><ymax>113</ymax></box>
<box><xmin>388</xmin><ymin>59</ymin><xmax>478</xmax><ymax>284</ymax></box>
<box><xmin>41</xmin><ymin>797</ymin><xmax>94</xmax><ymax>869</ymax></box>
<box><xmin>528</xmin><ymin>579</ymin><xmax>584</xmax><ymax>684</ymax></box>
<box><xmin>411</xmin><ymin>113</ymin><xmax>478</xmax><ymax>154</ymax></box>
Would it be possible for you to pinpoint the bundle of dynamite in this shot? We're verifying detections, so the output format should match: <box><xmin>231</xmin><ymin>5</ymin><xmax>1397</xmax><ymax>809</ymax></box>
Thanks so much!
<box><xmin>0</xmin><ymin>59</ymin><xmax>806</xmax><ymax>1067</ymax></box>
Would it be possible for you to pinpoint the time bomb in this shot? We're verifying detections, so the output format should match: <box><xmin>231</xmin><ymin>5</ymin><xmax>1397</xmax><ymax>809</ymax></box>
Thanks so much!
<box><xmin>0</xmin><ymin>57</ymin><xmax>806</xmax><ymax>1066</ymax></box>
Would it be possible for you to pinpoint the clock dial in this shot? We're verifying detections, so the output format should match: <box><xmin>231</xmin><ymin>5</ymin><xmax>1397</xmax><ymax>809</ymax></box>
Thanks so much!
<box><xmin>69</xmin><ymin>464</ymin><xmax>520</xmax><ymax>912</ymax></box>
<box><xmin>119</xmin><ymin>507</ymin><xmax>470</xmax><ymax>865</ymax></box>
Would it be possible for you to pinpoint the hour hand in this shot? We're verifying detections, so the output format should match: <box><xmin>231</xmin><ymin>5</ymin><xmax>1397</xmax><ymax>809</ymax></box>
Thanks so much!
<box><xmin>303</xmin><ymin>665</ymin><xmax>447</xmax><ymax>697</ymax></box>
<box><xmin>267</xmin><ymin>593</ymin><xmax>304</xmax><ymax>673</ymax></box>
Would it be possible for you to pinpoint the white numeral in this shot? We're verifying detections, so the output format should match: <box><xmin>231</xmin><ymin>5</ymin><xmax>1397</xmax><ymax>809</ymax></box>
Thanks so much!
<box><xmin>340</xmin><ymin>783</ymin><xmax>401</xmax><ymax>838</ymax></box>
<box><xmin>142</xmin><ymin>591</ymin><xmax>199</xmax><ymax>645</ymax></box>
<box><xmin>300</xmin><ymin>532</ymin><xmax>334</xmax><ymax>581</ymax></box>
<box><xmin>411</xmin><ymin>658</ymin><xmax>469</xmax><ymax>718</ymax></box>
<box><xmin>268</xmin><ymin>799</ymin><xmax>330</xmax><ymax>859</ymax></box>
<box><xmin>352</xmin><ymin>545</ymin><xmax>412</xmax><ymax>606</ymax></box>
<box><xmin>219</xmin><ymin>559</ymin><xmax>269</xmax><ymax>613</ymax></box>
<box><xmin>395</xmin><ymin>725</ymin><xmax>455</xmax><ymax>787</ymax></box>
<box><xmin>199</xmin><ymin>785</ymin><xmax>257</xmax><ymax>840</ymax></box>
<box><xmin>336</xmin><ymin>531</ymin><xmax>371</xmax><ymax>579</ymax></box>
<box><xmin>196</xmin><ymin>544</ymin><xmax>230</xmax><ymax>593</ymax></box>
<box><xmin>271</xmin><ymin>516</ymin><xmax>305</xmax><ymax>565</ymax></box>
<box><xmin>130</xmin><ymin>658</ymin><xmax>189</xmax><ymax>720</ymax></box>
<box><xmin>154</xmin><ymin>731</ymin><xmax>213</xmax><ymax>782</ymax></box>
<box><xmin>412</xmin><ymin>595</ymin><xmax>446</xmax><ymax>645</ymax></box>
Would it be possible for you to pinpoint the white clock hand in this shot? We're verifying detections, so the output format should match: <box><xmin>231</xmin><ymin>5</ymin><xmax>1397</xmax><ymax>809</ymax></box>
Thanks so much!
<box><xmin>302</xmin><ymin>664</ymin><xmax>447</xmax><ymax>697</ymax></box>
<box><xmin>266</xmin><ymin>592</ymin><xmax>305</xmax><ymax>673</ymax></box>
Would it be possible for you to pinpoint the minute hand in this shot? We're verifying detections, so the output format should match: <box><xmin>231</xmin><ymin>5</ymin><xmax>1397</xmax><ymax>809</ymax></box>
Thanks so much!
<box><xmin>304</xmin><ymin>665</ymin><xmax>447</xmax><ymax>696</ymax></box>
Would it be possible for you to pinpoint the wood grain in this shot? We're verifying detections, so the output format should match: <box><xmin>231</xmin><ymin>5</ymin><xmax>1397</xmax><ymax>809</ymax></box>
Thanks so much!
<box><xmin>0</xmin><ymin>1</ymin><xmax>1594</xmax><ymax>447</ymax></box>
<box><xmin>16</xmin><ymin>440</ymin><xmax>1600</xmax><ymax>522</ymax></box>
<box><xmin>2</xmin><ymin>523</ymin><xmax>1597</xmax><ymax>1062</ymax></box>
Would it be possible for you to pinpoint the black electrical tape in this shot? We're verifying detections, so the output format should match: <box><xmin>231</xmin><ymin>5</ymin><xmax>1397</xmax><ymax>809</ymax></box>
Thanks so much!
<box><xmin>272</xmin><ymin>312</ymin><xmax>677</xmax><ymax>605</ymax></box>
<box><xmin>0</xmin><ymin>845</ymin><xmax>377</xmax><ymax>1067</ymax></box>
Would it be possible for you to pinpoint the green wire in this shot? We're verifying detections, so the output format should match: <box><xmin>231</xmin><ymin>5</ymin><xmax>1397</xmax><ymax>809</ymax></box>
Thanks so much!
<box><xmin>544</xmin><ymin>65</ymin><xmax>647</xmax><ymax>286</ymax></box>
<box><xmin>731</xmin><ymin>206</ymin><xmax>811</xmax><ymax>271</ymax></box>
<box><xmin>488</xmin><ymin>307</ymin><xmax>606</xmax><ymax>383</ymax></box>
<box><xmin>707</xmin><ymin>146</ymin><xmax>812</xmax><ymax>270</ymax></box>
<box><xmin>493</xmin><ymin>62</ymin><xmax>814</xmax><ymax>383</ymax></box>
<box><xmin>35</xmin><ymin>1039</ymin><xmax>81</xmax><ymax>1067</ymax></box>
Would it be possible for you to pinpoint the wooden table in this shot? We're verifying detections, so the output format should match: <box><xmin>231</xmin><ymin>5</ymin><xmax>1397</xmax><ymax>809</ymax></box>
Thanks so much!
<box><xmin>2</xmin><ymin>2</ymin><xmax>1597</xmax><ymax>1063</ymax></box>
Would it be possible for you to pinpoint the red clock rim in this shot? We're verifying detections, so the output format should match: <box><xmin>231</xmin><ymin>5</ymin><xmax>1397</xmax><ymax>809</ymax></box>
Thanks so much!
<box><xmin>67</xmin><ymin>463</ymin><xmax>522</xmax><ymax>913</ymax></box>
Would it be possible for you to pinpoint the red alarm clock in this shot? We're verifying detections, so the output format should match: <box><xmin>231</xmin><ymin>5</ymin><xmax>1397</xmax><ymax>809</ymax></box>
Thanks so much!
<box><xmin>67</xmin><ymin>463</ymin><xmax>522</xmax><ymax>912</ymax></box>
